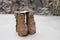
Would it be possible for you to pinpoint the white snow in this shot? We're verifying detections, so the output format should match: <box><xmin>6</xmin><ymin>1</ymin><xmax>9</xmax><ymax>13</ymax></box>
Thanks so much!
<box><xmin>0</xmin><ymin>14</ymin><xmax>60</xmax><ymax>40</ymax></box>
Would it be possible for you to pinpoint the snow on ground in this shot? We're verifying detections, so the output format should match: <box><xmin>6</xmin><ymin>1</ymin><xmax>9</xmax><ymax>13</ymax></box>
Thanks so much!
<box><xmin>0</xmin><ymin>14</ymin><xmax>60</xmax><ymax>40</ymax></box>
